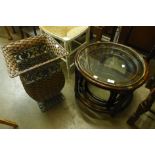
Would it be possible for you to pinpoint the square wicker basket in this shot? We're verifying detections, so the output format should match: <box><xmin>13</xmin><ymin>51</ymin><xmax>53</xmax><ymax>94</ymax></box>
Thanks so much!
<box><xmin>2</xmin><ymin>34</ymin><xmax>68</xmax><ymax>78</ymax></box>
<box><xmin>2</xmin><ymin>35</ymin><xmax>68</xmax><ymax>106</ymax></box>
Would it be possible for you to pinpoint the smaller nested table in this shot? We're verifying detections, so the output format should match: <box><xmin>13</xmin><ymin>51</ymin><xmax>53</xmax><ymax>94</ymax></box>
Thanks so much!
<box><xmin>75</xmin><ymin>42</ymin><xmax>149</xmax><ymax>117</ymax></box>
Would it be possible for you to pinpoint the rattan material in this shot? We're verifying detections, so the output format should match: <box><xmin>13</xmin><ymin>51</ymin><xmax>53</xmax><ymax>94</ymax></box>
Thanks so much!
<box><xmin>2</xmin><ymin>35</ymin><xmax>67</xmax><ymax>104</ymax></box>
<box><xmin>20</xmin><ymin>62</ymin><xmax>65</xmax><ymax>102</ymax></box>
<box><xmin>2</xmin><ymin>35</ymin><xmax>68</xmax><ymax>78</ymax></box>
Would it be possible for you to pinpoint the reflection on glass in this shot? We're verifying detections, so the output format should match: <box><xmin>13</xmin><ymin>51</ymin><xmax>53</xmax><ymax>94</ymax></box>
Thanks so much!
<box><xmin>121</xmin><ymin>64</ymin><xmax>125</xmax><ymax>68</ymax></box>
<box><xmin>93</xmin><ymin>75</ymin><xmax>98</xmax><ymax>79</ymax></box>
<box><xmin>107</xmin><ymin>79</ymin><xmax>115</xmax><ymax>84</ymax></box>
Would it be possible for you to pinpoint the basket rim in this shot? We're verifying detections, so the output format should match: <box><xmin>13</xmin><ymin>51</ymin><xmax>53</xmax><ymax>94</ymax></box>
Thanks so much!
<box><xmin>2</xmin><ymin>35</ymin><xmax>68</xmax><ymax>78</ymax></box>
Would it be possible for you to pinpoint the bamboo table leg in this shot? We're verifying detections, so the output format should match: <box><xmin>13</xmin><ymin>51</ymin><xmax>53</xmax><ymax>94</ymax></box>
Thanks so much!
<box><xmin>0</xmin><ymin>119</ymin><xmax>18</xmax><ymax>128</ymax></box>
<box><xmin>11</xmin><ymin>26</ymin><xmax>16</xmax><ymax>33</ymax></box>
<box><xmin>4</xmin><ymin>26</ymin><xmax>13</xmax><ymax>40</ymax></box>
<box><xmin>19</xmin><ymin>27</ymin><xmax>24</xmax><ymax>38</ymax></box>
<box><xmin>33</xmin><ymin>26</ymin><xmax>37</xmax><ymax>35</ymax></box>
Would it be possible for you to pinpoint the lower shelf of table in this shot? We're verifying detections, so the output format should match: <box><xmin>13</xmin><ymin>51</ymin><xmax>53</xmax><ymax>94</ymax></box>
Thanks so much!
<box><xmin>74</xmin><ymin>69</ymin><xmax>133</xmax><ymax>118</ymax></box>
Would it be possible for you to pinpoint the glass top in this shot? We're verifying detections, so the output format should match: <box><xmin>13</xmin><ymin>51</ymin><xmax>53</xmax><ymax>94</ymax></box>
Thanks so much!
<box><xmin>75</xmin><ymin>42</ymin><xmax>147</xmax><ymax>89</ymax></box>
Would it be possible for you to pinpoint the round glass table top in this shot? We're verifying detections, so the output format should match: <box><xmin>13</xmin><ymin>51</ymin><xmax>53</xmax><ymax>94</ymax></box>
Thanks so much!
<box><xmin>75</xmin><ymin>42</ymin><xmax>148</xmax><ymax>90</ymax></box>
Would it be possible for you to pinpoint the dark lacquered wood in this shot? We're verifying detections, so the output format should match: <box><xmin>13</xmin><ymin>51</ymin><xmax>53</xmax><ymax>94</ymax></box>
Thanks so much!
<box><xmin>75</xmin><ymin>42</ymin><xmax>149</xmax><ymax>116</ymax></box>
<box><xmin>75</xmin><ymin>68</ymin><xmax>133</xmax><ymax>116</ymax></box>
<box><xmin>75</xmin><ymin>42</ymin><xmax>149</xmax><ymax>91</ymax></box>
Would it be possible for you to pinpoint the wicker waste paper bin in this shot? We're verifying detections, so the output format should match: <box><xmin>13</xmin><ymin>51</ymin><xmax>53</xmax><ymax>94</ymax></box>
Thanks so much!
<box><xmin>2</xmin><ymin>35</ymin><xmax>68</xmax><ymax>111</ymax></box>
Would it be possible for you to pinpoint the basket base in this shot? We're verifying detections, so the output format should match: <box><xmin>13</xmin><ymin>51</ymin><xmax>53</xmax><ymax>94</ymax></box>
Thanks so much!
<box><xmin>38</xmin><ymin>93</ymin><xmax>65</xmax><ymax>112</ymax></box>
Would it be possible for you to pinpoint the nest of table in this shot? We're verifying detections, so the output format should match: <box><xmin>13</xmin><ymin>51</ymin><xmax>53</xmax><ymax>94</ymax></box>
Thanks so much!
<box><xmin>2</xmin><ymin>35</ymin><xmax>68</xmax><ymax>78</ymax></box>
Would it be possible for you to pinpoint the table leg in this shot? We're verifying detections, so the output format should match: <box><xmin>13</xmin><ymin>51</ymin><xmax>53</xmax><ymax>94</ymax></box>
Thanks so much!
<box><xmin>95</xmin><ymin>27</ymin><xmax>104</xmax><ymax>41</ymax></box>
<box><xmin>19</xmin><ymin>27</ymin><xmax>24</xmax><ymax>38</ymax></box>
<box><xmin>86</xmin><ymin>27</ymin><xmax>90</xmax><ymax>43</ymax></box>
<box><xmin>33</xmin><ymin>26</ymin><xmax>37</xmax><ymax>35</ymax></box>
<box><xmin>4</xmin><ymin>26</ymin><xmax>13</xmax><ymax>40</ymax></box>
<box><xmin>11</xmin><ymin>26</ymin><xmax>16</xmax><ymax>33</ymax></box>
<box><xmin>64</xmin><ymin>41</ymin><xmax>70</xmax><ymax>79</ymax></box>
<box><xmin>0</xmin><ymin>119</ymin><xmax>18</xmax><ymax>128</ymax></box>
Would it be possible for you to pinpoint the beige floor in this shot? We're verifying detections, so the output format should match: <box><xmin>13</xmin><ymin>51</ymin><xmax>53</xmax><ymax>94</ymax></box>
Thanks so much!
<box><xmin>0</xmin><ymin>27</ymin><xmax>154</xmax><ymax>129</ymax></box>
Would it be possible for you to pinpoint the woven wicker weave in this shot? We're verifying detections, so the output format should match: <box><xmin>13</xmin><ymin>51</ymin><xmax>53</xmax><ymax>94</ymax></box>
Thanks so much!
<box><xmin>2</xmin><ymin>35</ymin><xmax>68</xmax><ymax>78</ymax></box>
<box><xmin>20</xmin><ymin>62</ymin><xmax>65</xmax><ymax>102</ymax></box>
<box><xmin>2</xmin><ymin>35</ymin><xmax>67</xmax><ymax>103</ymax></box>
